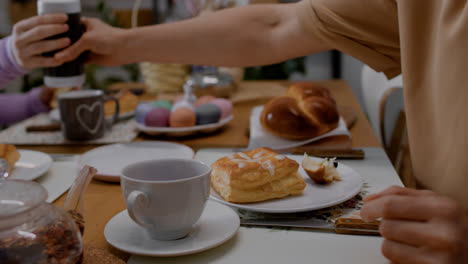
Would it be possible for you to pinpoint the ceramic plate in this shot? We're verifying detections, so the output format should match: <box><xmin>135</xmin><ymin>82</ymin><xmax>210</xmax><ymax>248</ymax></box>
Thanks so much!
<box><xmin>79</xmin><ymin>141</ymin><xmax>194</xmax><ymax>182</ymax></box>
<box><xmin>10</xmin><ymin>150</ymin><xmax>53</xmax><ymax>181</ymax></box>
<box><xmin>210</xmin><ymin>155</ymin><xmax>363</xmax><ymax>213</ymax></box>
<box><xmin>136</xmin><ymin>115</ymin><xmax>233</xmax><ymax>137</ymax></box>
<box><xmin>104</xmin><ymin>200</ymin><xmax>240</xmax><ymax>257</ymax></box>
<box><xmin>49</xmin><ymin>108</ymin><xmax>134</xmax><ymax>121</ymax></box>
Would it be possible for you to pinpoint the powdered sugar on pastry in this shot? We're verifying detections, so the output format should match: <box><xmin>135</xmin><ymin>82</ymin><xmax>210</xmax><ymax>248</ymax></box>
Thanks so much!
<box><xmin>274</xmin><ymin>155</ymin><xmax>285</xmax><ymax>160</ymax></box>
<box><xmin>228</xmin><ymin>151</ymin><xmax>278</xmax><ymax>176</ymax></box>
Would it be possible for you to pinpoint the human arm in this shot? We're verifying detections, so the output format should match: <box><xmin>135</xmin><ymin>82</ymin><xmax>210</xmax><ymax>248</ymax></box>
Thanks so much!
<box><xmin>0</xmin><ymin>87</ymin><xmax>52</xmax><ymax>126</ymax></box>
<box><xmin>0</xmin><ymin>36</ymin><xmax>54</xmax><ymax>123</ymax></box>
<box><xmin>55</xmin><ymin>3</ymin><xmax>330</xmax><ymax>67</ymax></box>
<box><xmin>0</xmin><ymin>14</ymin><xmax>71</xmax><ymax>89</ymax></box>
<box><xmin>361</xmin><ymin>186</ymin><xmax>468</xmax><ymax>264</ymax></box>
<box><xmin>0</xmin><ymin>36</ymin><xmax>29</xmax><ymax>90</ymax></box>
<box><xmin>0</xmin><ymin>14</ymin><xmax>70</xmax><ymax>124</ymax></box>
<box><xmin>10</xmin><ymin>14</ymin><xmax>70</xmax><ymax>70</ymax></box>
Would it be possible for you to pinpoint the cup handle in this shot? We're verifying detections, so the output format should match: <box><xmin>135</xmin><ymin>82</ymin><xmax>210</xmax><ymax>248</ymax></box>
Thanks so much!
<box><xmin>103</xmin><ymin>95</ymin><xmax>120</xmax><ymax>125</ymax></box>
<box><xmin>127</xmin><ymin>191</ymin><xmax>150</xmax><ymax>228</ymax></box>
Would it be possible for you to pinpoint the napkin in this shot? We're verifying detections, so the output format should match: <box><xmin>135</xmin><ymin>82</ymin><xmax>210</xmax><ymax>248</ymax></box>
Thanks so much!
<box><xmin>248</xmin><ymin>106</ymin><xmax>351</xmax><ymax>150</ymax></box>
<box><xmin>0</xmin><ymin>114</ymin><xmax>138</xmax><ymax>145</ymax></box>
<box><xmin>36</xmin><ymin>158</ymin><xmax>79</xmax><ymax>203</ymax></box>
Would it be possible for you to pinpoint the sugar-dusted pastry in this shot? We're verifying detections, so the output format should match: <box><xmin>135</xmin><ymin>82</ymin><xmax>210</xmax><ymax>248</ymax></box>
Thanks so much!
<box><xmin>302</xmin><ymin>154</ymin><xmax>341</xmax><ymax>184</ymax></box>
<box><xmin>0</xmin><ymin>144</ymin><xmax>20</xmax><ymax>174</ymax></box>
<box><xmin>211</xmin><ymin>148</ymin><xmax>306</xmax><ymax>203</ymax></box>
<box><xmin>104</xmin><ymin>90</ymin><xmax>139</xmax><ymax>116</ymax></box>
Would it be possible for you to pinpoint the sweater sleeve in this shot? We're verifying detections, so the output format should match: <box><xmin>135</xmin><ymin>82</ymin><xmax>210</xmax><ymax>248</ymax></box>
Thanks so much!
<box><xmin>0</xmin><ymin>36</ymin><xmax>29</xmax><ymax>90</ymax></box>
<box><xmin>0</xmin><ymin>36</ymin><xmax>49</xmax><ymax>125</ymax></box>
<box><xmin>296</xmin><ymin>0</ymin><xmax>401</xmax><ymax>79</ymax></box>
<box><xmin>0</xmin><ymin>87</ymin><xmax>50</xmax><ymax>126</ymax></box>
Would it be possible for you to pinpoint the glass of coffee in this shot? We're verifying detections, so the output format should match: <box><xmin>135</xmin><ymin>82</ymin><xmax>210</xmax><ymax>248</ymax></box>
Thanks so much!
<box><xmin>37</xmin><ymin>0</ymin><xmax>85</xmax><ymax>88</ymax></box>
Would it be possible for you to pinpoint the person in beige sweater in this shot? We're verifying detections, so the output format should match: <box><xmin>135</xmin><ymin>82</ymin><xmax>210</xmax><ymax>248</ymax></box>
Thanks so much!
<box><xmin>56</xmin><ymin>1</ymin><xmax>468</xmax><ymax>263</ymax></box>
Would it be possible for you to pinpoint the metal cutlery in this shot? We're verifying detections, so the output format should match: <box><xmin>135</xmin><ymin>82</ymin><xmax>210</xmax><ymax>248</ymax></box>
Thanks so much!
<box><xmin>285</xmin><ymin>148</ymin><xmax>365</xmax><ymax>159</ymax></box>
<box><xmin>241</xmin><ymin>217</ymin><xmax>380</xmax><ymax>236</ymax></box>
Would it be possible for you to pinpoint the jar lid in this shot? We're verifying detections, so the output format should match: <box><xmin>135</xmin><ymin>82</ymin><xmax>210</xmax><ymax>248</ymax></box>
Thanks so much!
<box><xmin>0</xmin><ymin>180</ymin><xmax>47</xmax><ymax>218</ymax></box>
<box><xmin>38</xmin><ymin>0</ymin><xmax>81</xmax><ymax>15</ymax></box>
<box><xmin>189</xmin><ymin>72</ymin><xmax>234</xmax><ymax>88</ymax></box>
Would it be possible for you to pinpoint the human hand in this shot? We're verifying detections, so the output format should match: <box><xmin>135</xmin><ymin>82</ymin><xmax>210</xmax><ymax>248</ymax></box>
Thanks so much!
<box><xmin>55</xmin><ymin>18</ymin><xmax>127</xmax><ymax>66</ymax></box>
<box><xmin>39</xmin><ymin>86</ymin><xmax>56</xmax><ymax>108</ymax></box>
<box><xmin>11</xmin><ymin>14</ymin><xmax>70</xmax><ymax>70</ymax></box>
<box><xmin>361</xmin><ymin>186</ymin><xmax>468</xmax><ymax>264</ymax></box>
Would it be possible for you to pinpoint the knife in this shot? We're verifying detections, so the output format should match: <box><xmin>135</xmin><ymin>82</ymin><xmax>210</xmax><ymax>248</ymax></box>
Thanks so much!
<box><xmin>286</xmin><ymin>148</ymin><xmax>365</xmax><ymax>159</ymax></box>
<box><xmin>241</xmin><ymin>217</ymin><xmax>380</xmax><ymax>236</ymax></box>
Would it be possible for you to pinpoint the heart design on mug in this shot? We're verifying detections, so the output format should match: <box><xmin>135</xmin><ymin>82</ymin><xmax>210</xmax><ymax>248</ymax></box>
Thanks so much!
<box><xmin>76</xmin><ymin>101</ymin><xmax>103</xmax><ymax>135</ymax></box>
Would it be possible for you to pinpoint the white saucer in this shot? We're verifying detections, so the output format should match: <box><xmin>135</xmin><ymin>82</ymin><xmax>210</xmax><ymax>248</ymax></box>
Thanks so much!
<box><xmin>104</xmin><ymin>200</ymin><xmax>240</xmax><ymax>257</ymax></box>
<box><xmin>79</xmin><ymin>141</ymin><xmax>194</xmax><ymax>182</ymax></box>
<box><xmin>136</xmin><ymin>115</ymin><xmax>233</xmax><ymax>137</ymax></box>
<box><xmin>10</xmin><ymin>150</ymin><xmax>53</xmax><ymax>181</ymax></box>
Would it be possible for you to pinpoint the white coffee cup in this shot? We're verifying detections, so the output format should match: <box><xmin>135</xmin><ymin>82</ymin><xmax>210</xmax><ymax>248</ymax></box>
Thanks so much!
<box><xmin>121</xmin><ymin>159</ymin><xmax>211</xmax><ymax>240</ymax></box>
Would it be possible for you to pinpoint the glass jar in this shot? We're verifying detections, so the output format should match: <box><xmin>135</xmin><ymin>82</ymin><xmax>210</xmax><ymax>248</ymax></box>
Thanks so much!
<box><xmin>189</xmin><ymin>66</ymin><xmax>237</xmax><ymax>98</ymax></box>
<box><xmin>0</xmin><ymin>180</ymin><xmax>83</xmax><ymax>264</ymax></box>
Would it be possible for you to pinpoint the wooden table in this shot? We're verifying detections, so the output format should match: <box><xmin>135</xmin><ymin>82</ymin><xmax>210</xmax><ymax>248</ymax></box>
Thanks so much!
<box><xmin>29</xmin><ymin>80</ymin><xmax>380</xmax><ymax>262</ymax></box>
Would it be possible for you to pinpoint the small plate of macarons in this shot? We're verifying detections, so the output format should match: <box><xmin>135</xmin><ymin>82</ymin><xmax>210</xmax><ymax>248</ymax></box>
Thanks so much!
<box><xmin>135</xmin><ymin>95</ymin><xmax>234</xmax><ymax>137</ymax></box>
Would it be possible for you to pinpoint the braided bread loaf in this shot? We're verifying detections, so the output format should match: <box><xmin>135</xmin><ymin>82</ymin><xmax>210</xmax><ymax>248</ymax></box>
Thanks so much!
<box><xmin>260</xmin><ymin>82</ymin><xmax>340</xmax><ymax>140</ymax></box>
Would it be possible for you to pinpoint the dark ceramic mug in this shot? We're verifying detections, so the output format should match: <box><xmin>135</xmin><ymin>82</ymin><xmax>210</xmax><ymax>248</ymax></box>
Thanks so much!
<box><xmin>58</xmin><ymin>90</ymin><xmax>119</xmax><ymax>141</ymax></box>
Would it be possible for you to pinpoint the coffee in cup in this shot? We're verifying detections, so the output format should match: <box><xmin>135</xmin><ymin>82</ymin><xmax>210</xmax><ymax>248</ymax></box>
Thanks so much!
<box><xmin>58</xmin><ymin>90</ymin><xmax>119</xmax><ymax>141</ymax></box>
<box><xmin>121</xmin><ymin>159</ymin><xmax>211</xmax><ymax>240</ymax></box>
<box><xmin>38</xmin><ymin>0</ymin><xmax>85</xmax><ymax>88</ymax></box>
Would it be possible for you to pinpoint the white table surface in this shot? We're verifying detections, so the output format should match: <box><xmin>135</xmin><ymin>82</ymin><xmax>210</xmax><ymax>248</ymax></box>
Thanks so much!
<box><xmin>128</xmin><ymin>147</ymin><xmax>402</xmax><ymax>264</ymax></box>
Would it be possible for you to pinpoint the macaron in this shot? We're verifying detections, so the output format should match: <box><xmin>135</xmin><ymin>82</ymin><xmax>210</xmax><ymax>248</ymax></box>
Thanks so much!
<box><xmin>194</xmin><ymin>95</ymin><xmax>216</xmax><ymax>107</ymax></box>
<box><xmin>209</xmin><ymin>98</ymin><xmax>233</xmax><ymax>119</ymax></box>
<box><xmin>195</xmin><ymin>103</ymin><xmax>222</xmax><ymax>125</ymax></box>
<box><xmin>135</xmin><ymin>103</ymin><xmax>154</xmax><ymax>124</ymax></box>
<box><xmin>152</xmin><ymin>100</ymin><xmax>172</xmax><ymax>111</ymax></box>
<box><xmin>144</xmin><ymin>107</ymin><xmax>170</xmax><ymax>127</ymax></box>
<box><xmin>169</xmin><ymin>107</ymin><xmax>196</xmax><ymax>127</ymax></box>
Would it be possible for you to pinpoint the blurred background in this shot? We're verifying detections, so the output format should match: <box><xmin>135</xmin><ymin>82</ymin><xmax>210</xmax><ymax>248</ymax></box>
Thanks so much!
<box><xmin>0</xmin><ymin>0</ymin><xmax>364</xmax><ymax>105</ymax></box>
